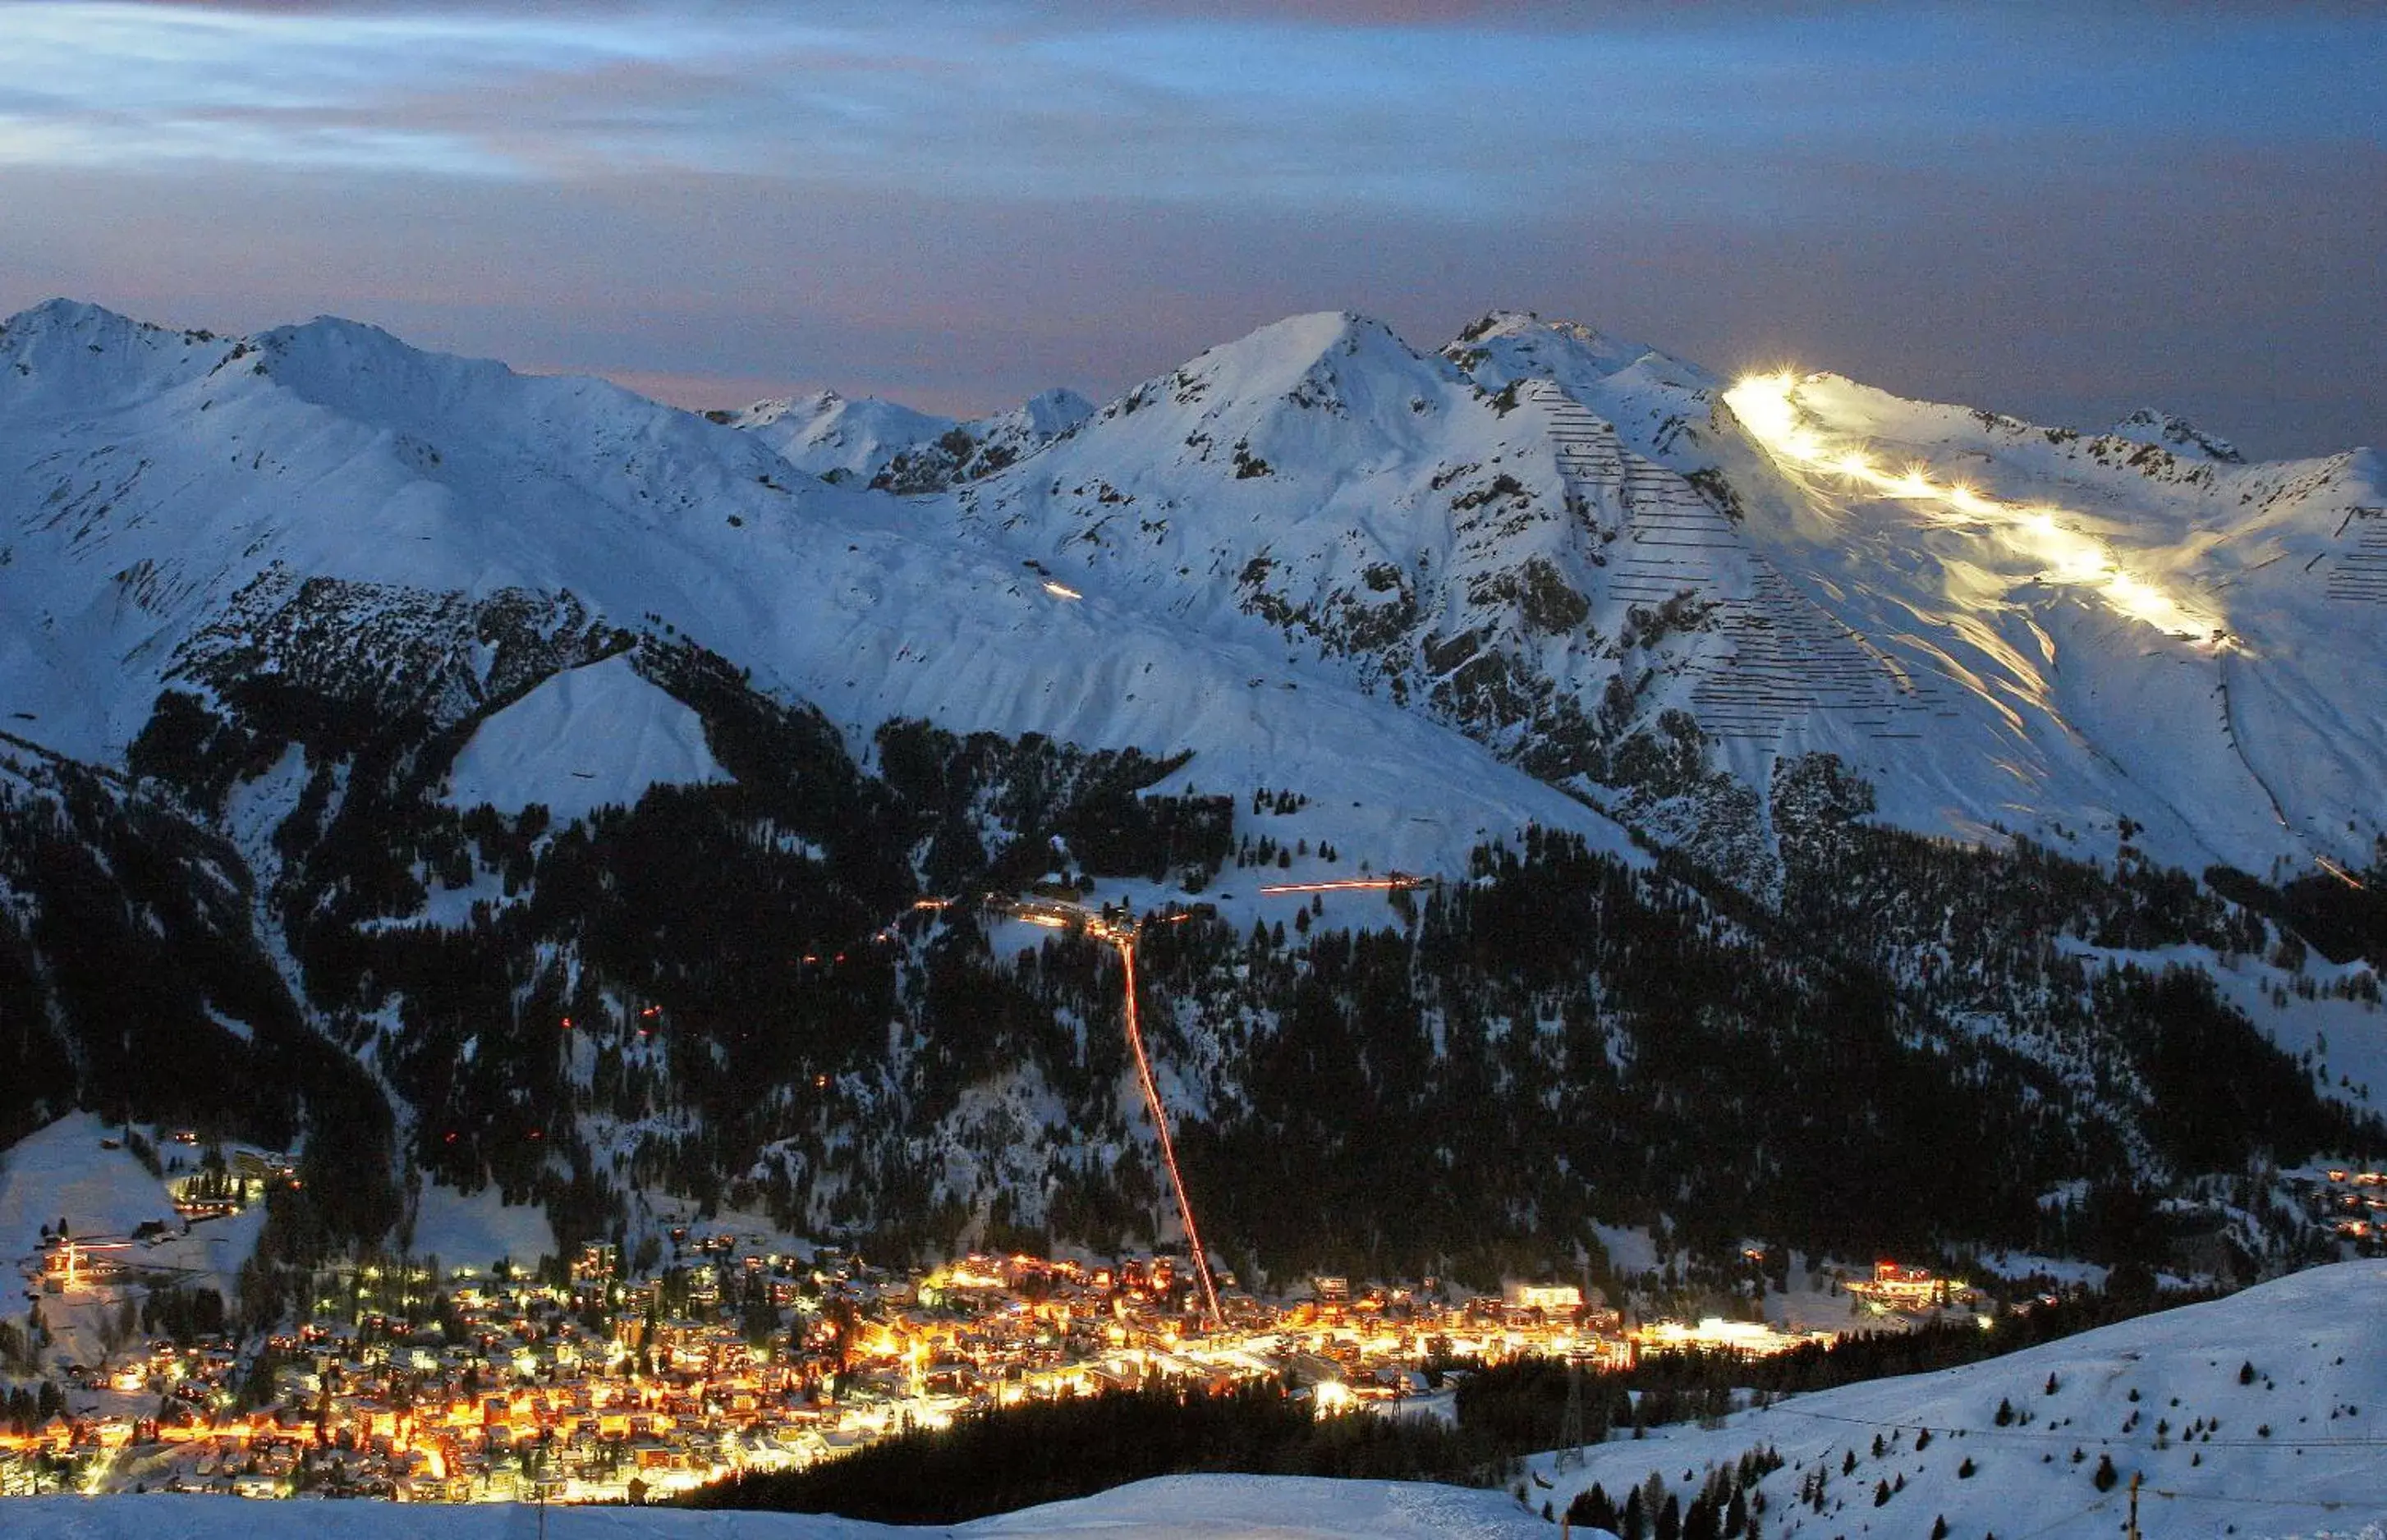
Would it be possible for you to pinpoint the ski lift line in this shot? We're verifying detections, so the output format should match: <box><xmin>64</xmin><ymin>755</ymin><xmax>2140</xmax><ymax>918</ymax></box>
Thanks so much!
<box><xmin>2142</xmin><ymin>1485</ymin><xmax>2378</xmax><ymax>1511</ymax></box>
<box><xmin>1995</xmin><ymin>1494</ymin><xmax>2118</xmax><ymax>1540</ymax></box>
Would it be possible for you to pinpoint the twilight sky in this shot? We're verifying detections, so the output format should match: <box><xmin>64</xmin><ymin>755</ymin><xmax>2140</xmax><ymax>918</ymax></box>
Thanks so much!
<box><xmin>2</xmin><ymin>2</ymin><xmax>2380</xmax><ymax>456</ymax></box>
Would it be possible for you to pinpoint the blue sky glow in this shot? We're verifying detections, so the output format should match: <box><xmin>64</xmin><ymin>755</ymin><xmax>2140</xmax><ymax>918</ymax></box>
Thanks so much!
<box><xmin>0</xmin><ymin>1</ymin><xmax>2378</xmax><ymax>451</ymax></box>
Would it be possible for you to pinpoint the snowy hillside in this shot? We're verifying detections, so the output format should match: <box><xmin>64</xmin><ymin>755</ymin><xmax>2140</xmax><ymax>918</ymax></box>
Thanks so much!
<box><xmin>939</xmin><ymin>305</ymin><xmax>2386</xmax><ymax>884</ymax></box>
<box><xmin>1704</xmin><ymin>367</ymin><xmax>2387</xmax><ymax>882</ymax></box>
<box><xmin>1540</xmin><ymin>1259</ymin><xmax>2387</xmax><ymax>1540</ymax></box>
<box><xmin>0</xmin><ymin>299</ymin><xmax>1627</xmax><ymax>882</ymax></box>
<box><xmin>443</xmin><ymin>653</ymin><xmax>730</xmax><ymax>823</ymax></box>
<box><xmin>0</xmin><ymin>1115</ymin><xmax>181</xmax><ymax>1265</ymax></box>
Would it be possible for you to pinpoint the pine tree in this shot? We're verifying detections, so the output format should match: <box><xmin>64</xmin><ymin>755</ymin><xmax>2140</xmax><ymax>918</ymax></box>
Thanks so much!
<box><xmin>1571</xmin><ymin>1483</ymin><xmax>1620</xmax><ymax>1533</ymax></box>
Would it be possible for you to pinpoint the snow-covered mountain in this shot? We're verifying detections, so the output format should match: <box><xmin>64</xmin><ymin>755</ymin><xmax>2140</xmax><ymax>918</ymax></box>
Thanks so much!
<box><xmin>7</xmin><ymin>296</ymin><xmax>2381</xmax><ymax>887</ymax></box>
<box><xmin>945</xmin><ymin>305</ymin><xmax>2386</xmax><ymax>887</ymax></box>
<box><xmin>715</xmin><ymin>383</ymin><xmax>1092</xmax><ymax>492</ymax></box>
<box><xmin>0</xmin><ymin>299</ymin><xmax>1618</xmax><ymax>877</ymax></box>
<box><xmin>715</xmin><ymin>387</ymin><xmax>952</xmax><ymax>483</ymax></box>
<box><xmin>2</xmin><ymin>296</ymin><xmax>2382</xmax><ymax>1288</ymax></box>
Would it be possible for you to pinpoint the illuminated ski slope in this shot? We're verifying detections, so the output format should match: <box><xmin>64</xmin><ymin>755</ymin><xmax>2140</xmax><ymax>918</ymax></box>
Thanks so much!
<box><xmin>1724</xmin><ymin>370</ymin><xmax>2227</xmax><ymax>644</ymax></box>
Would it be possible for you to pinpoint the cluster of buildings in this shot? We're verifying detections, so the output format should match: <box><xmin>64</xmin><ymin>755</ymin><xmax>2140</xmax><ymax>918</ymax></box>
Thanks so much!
<box><xmin>2</xmin><ymin>1230</ymin><xmax>1882</xmax><ymax>1504</ymax></box>
<box><xmin>2300</xmin><ymin>1166</ymin><xmax>2387</xmax><ymax>1244</ymax></box>
<box><xmin>1843</xmin><ymin>1261</ymin><xmax>1981</xmax><ymax>1316</ymax></box>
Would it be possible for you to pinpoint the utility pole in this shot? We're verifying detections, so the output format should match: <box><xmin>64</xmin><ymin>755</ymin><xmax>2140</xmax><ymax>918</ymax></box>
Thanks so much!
<box><xmin>2128</xmin><ymin>1470</ymin><xmax>2141</xmax><ymax>1540</ymax></box>
<box><xmin>1557</xmin><ymin>1352</ymin><xmax>1586</xmax><ymax>1470</ymax></box>
<box><xmin>1557</xmin><ymin>1252</ymin><xmax>1598</xmax><ymax>1470</ymax></box>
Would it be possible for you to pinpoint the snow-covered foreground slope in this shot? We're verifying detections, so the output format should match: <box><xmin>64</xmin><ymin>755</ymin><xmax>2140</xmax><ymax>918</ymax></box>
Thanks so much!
<box><xmin>11</xmin><ymin>1473</ymin><xmax>1545</xmax><ymax>1538</ymax></box>
<box><xmin>1540</xmin><ymin>1260</ymin><xmax>2387</xmax><ymax>1540</ymax></box>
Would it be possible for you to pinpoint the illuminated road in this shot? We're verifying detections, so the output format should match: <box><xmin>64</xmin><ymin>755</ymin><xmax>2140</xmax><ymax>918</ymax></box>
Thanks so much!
<box><xmin>988</xmin><ymin>878</ymin><xmax>1439</xmax><ymax>1322</ymax></box>
<box><xmin>1110</xmin><ymin>930</ymin><xmax>1224</xmax><ymax>1328</ymax></box>
<box><xmin>1257</xmin><ymin>874</ymin><xmax>1429</xmax><ymax>897</ymax></box>
<box><xmin>998</xmin><ymin>896</ymin><xmax>1224</xmax><ymax>1327</ymax></box>
<box><xmin>2316</xmin><ymin>855</ymin><xmax>2368</xmax><ymax>890</ymax></box>
<box><xmin>1723</xmin><ymin>371</ymin><xmax>2226</xmax><ymax>644</ymax></box>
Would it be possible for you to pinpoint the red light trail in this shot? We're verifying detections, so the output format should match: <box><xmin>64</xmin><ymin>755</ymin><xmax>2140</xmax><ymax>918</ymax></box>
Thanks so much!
<box><xmin>1109</xmin><ymin>927</ymin><xmax>1223</xmax><ymax>1329</ymax></box>
<box><xmin>1256</xmin><ymin>873</ymin><xmax>1428</xmax><ymax>896</ymax></box>
<box><xmin>2316</xmin><ymin>855</ymin><xmax>2367</xmax><ymax>891</ymax></box>
<box><xmin>957</xmin><ymin>895</ymin><xmax>1225</xmax><ymax>1327</ymax></box>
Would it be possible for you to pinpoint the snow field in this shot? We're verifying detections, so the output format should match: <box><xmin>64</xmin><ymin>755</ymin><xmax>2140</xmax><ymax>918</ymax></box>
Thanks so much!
<box><xmin>1535</xmin><ymin>1261</ymin><xmax>2387</xmax><ymax>1540</ymax></box>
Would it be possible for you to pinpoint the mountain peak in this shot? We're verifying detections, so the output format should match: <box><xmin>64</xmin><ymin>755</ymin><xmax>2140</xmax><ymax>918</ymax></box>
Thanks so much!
<box><xmin>1444</xmin><ymin>309</ymin><xmax>1703</xmax><ymax>390</ymax></box>
<box><xmin>1015</xmin><ymin>387</ymin><xmax>1096</xmax><ymax>438</ymax></box>
<box><xmin>257</xmin><ymin>312</ymin><xmax>476</xmax><ymax>372</ymax></box>
<box><xmin>2</xmin><ymin>296</ymin><xmax>145</xmax><ymax>337</ymax></box>
<box><xmin>1123</xmin><ymin>309</ymin><xmax>1452</xmax><ymax>441</ymax></box>
<box><xmin>0</xmin><ymin>297</ymin><xmax>231</xmax><ymax>406</ymax></box>
<box><xmin>1180</xmin><ymin>310</ymin><xmax>1420</xmax><ymax>382</ymax></box>
<box><xmin>0</xmin><ymin>298</ymin><xmax>177</xmax><ymax>363</ymax></box>
<box><xmin>2110</xmin><ymin>406</ymin><xmax>2244</xmax><ymax>464</ymax></box>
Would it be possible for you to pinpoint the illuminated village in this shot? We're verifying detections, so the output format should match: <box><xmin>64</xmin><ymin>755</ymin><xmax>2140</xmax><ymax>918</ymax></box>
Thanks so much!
<box><xmin>6</xmin><ymin>1196</ymin><xmax>1943</xmax><ymax>1505</ymax></box>
<box><xmin>7</xmin><ymin>877</ymin><xmax>2379</xmax><ymax>1506</ymax></box>
<box><xmin>5</xmin><ymin>878</ymin><xmax>2378</xmax><ymax>1506</ymax></box>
